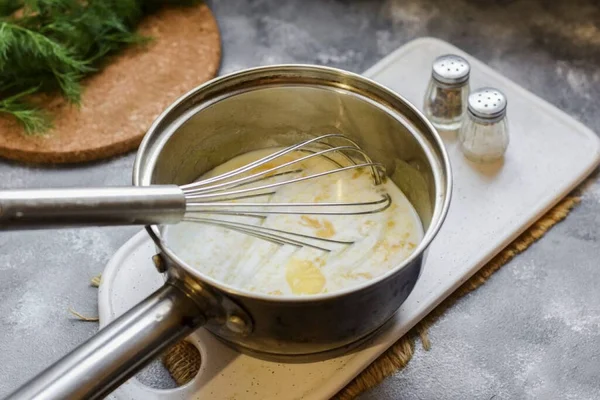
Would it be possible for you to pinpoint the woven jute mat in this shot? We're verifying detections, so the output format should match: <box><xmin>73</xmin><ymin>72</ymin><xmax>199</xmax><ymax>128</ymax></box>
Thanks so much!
<box><xmin>332</xmin><ymin>192</ymin><xmax>583</xmax><ymax>400</ymax></box>
<box><xmin>82</xmin><ymin>182</ymin><xmax>588</xmax><ymax>397</ymax></box>
<box><xmin>158</xmin><ymin>183</ymin><xmax>587</xmax><ymax>399</ymax></box>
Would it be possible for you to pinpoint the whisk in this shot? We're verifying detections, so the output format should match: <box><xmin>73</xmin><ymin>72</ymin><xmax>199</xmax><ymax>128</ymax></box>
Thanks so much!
<box><xmin>0</xmin><ymin>134</ymin><xmax>391</xmax><ymax>251</ymax></box>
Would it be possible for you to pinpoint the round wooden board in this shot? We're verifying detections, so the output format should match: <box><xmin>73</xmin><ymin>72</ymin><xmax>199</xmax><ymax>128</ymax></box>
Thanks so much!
<box><xmin>0</xmin><ymin>4</ymin><xmax>221</xmax><ymax>164</ymax></box>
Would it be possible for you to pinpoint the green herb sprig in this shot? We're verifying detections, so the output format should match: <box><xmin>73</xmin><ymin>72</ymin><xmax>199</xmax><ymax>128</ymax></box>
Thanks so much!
<box><xmin>0</xmin><ymin>0</ymin><xmax>195</xmax><ymax>134</ymax></box>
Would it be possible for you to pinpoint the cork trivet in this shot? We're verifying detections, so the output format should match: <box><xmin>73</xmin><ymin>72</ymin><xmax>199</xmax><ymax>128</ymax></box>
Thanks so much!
<box><xmin>157</xmin><ymin>183</ymin><xmax>588</xmax><ymax>397</ymax></box>
<box><xmin>0</xmin><ymin>4</ymin><xmax>221</xmax><ymax>164</ymax></box>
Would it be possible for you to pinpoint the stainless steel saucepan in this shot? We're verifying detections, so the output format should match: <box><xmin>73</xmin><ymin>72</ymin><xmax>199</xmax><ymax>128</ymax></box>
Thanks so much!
<box><xmin>5</xmin><ymin>65</ymin><xmax>451</xmax><ymax>399</ymax></box>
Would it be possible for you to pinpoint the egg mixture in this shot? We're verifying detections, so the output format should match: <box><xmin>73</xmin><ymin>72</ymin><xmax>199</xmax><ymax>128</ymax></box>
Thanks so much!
<box><xmin>165</xmin><ymin>148</ymin><xmax>424</xmax><ymax>296</ymax></box>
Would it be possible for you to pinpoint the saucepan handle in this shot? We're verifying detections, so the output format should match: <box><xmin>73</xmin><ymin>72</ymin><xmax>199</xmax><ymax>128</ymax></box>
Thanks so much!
<box><xmin>0</xmin><ymin>185</ymin><xmax>185</xmax><ymax>229</ymax></box>
<box><xmin>5</xmin><ymin>283</ymin><xmax>206</xmax><ymax>400</ymax></box>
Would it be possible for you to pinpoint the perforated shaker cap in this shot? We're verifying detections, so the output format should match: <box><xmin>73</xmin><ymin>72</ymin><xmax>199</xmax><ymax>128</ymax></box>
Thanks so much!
<box><xmin>468</xmin><ymin>87</ymin><xmax>507</xmax><ymax>121</ymax></box>
<box><xmin>432</xmin><ymin>54</ymin><xmax>470</xmax><ymax>85</ymax></box>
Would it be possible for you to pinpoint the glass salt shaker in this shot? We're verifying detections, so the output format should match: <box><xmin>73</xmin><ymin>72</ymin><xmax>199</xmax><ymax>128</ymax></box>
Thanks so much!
<box><xmin>458</xmin><ymin>87</ymin><xmax>509</xmax><ymax>163</ymax></box>
<box><xmin>423</xmin><ymin>54</ymin><xmax>470</xmax><ymax>131</ymax></box>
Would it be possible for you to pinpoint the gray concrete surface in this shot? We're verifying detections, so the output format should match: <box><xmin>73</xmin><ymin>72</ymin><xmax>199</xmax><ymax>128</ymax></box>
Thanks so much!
<box><xmin>1</xmin><ymin>0</ymin><xmax>599</xmax><ymax>398</ymax></box>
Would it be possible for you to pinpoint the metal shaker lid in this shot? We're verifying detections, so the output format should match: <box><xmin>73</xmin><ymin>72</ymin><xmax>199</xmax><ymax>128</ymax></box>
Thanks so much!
<box><xmin>432</xmin><ymin>54</ymin><xmax>470</xmax><ymax>85</ymax></box>
<box><xmin>468</xmin><ymin>87</ymin><xmax>507</xmax><ymax>121</ymax></box>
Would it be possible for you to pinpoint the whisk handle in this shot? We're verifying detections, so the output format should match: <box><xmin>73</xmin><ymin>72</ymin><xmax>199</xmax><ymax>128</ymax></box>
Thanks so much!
<box><xmin>0</xmin><ymin>185</ymin><xmax>185</xmax><ymax>229</ymax></box>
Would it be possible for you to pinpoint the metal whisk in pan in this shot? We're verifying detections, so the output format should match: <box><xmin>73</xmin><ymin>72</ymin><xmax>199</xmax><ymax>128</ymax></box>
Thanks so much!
<box><xmin>3</xmin><ymin>65</ymin><xmax>451</xmax><ymax>400</ymax></box>
<box><xmin>0</xmin><ymin>134</ymin><xmax>390</xmax><ymax>250</ymax></box>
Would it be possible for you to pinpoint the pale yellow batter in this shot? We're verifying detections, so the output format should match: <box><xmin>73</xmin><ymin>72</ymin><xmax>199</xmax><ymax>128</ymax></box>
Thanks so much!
<box><xmin>165</xmin><ymin>149</ymin><xmax>423</xmax><ymax>296</ymax></box>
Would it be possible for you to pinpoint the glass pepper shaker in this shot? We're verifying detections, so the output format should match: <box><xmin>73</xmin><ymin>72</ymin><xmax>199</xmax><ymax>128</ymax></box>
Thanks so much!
<box><xmin>458</xmin><ymin>87</ymin><xmax>509</xmax><ymax>163</ymax></box>
<box><xmin>423</xmin><ymin>54</ymin><xmax>470</xmax><ymax>131</ymax></box>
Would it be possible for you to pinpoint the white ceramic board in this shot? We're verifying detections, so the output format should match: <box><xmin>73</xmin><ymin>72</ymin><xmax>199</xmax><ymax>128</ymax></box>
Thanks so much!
<box><xmin>100</xmin><ymin>37</ymin><xmax>600</xmax><ymax>400</ymax></box>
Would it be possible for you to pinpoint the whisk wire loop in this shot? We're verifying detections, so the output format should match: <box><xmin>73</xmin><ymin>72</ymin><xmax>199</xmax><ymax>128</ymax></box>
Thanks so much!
<box><xmin>179</xmin><ymin>134</ymin><xmax>393</xmax><ymax>251</ymax></box>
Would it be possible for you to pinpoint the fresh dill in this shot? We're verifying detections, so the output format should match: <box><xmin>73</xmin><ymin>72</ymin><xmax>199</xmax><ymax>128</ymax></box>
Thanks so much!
<box><xmin>0</xmin><ymin>0</ymin><xmax>197</xmax><ymax>134</ymax></box>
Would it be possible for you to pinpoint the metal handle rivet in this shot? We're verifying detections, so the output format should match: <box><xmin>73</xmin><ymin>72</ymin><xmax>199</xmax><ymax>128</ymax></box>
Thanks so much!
<box><xmin>226</xmin><ymin>314</ymin><xmax>248</xmax><ymax>335</ymax></box>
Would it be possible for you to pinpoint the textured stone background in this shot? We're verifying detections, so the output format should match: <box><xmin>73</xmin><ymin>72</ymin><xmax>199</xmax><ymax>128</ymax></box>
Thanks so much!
<box><xmin>1</xmin><ymin>0</ymin><xmax>599</xmax><ymax>399</ymax></box>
